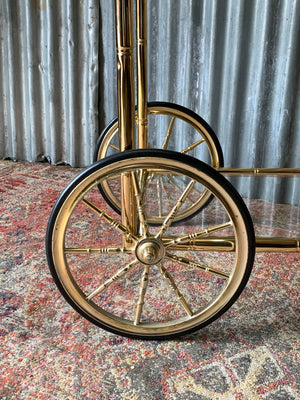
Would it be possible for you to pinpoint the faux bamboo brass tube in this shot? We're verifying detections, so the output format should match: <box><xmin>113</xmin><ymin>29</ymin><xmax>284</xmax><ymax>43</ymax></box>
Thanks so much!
<box><xmin>254</xmin><ymin>237</ymin><xmax>300</xmax><ymax>252</ymax></box>
<box><xmin>218</xmin><ymin>168</ymin><xmax>300</xmax><ymax>177</ymax></box>
<box><xmin>136</xmin><ymin>0</ymin><xmax>148</xmax><ymax>148</ymax></box>
<box><xmin>163</xmin><ymin>237</ymin><xmax>300</xmax><ymax>253</ymax></box>
<box><xmin>115</xmin><ymin>0</ymin><xmax>135</xmax><ymax>152</ymax></box>
<box><xmin>115</xmin><ymin>0</ymin><xmax>137</xmax><ymax>240</ymax></box>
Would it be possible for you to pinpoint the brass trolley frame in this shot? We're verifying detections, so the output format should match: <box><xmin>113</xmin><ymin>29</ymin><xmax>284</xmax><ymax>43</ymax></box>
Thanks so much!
<box><xmin>115</xmin><ymin>0</ymin><xmax>299</xmax><ymax>253</ymax></box>
<box><xmin>46</xmin><ymin>0</ymin><xmax>299</xmax><ymax>339</ymax></box>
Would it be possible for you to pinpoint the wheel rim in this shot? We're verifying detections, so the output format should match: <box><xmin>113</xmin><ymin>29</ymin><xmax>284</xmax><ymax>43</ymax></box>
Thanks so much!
<box><xmin>95</xmin><ymin>104</ymin><xmax>223</xmax><ymax>224</ymax></box>
<box><xmin>49</xmin><ymin>151</ymin><xmax>253</xmax><ymax>339</ymax></box>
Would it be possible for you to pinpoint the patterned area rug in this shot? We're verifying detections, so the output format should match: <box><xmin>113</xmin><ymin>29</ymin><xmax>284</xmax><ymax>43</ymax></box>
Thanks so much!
<box><xmin>0</xmin><ymin>160</ymin><xmax>299</xmax><ymax>399</ymax></box>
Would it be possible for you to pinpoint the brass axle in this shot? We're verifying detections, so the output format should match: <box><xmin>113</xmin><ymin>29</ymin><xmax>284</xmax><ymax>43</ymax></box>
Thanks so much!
<box><xmin>218</xmin><ymin>168</ymin><xmax>300</xmax><ymax>177</ymax></box>
<box><xmin>65</xmin><ymin>238</ymin><xmax>300</xmax><ymax>254</ymax></box>
<box><xmin>163</xmin><ymin>237</ymin><xmax>300</xmax><ymax>253</ymax></box>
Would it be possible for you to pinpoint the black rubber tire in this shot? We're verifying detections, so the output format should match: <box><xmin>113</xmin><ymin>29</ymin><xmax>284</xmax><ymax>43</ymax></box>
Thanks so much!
<box><xmin>46</xmin><ymin>149</ymin><xmax>254</xmax><ymax>340</ymax></box>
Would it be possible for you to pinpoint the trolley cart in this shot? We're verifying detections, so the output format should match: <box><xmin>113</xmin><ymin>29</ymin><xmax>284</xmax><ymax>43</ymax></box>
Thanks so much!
<box><xmin>46</xmin><ymin>0</ymin><xmax>299</xmax><ymax>339</ymax></box>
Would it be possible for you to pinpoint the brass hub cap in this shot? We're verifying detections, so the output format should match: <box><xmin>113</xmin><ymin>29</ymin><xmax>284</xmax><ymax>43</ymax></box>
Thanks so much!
<box><xmin>135</xmin><ymin>238</ymin><xmax>165</xmax><ymax>265</ymax></box>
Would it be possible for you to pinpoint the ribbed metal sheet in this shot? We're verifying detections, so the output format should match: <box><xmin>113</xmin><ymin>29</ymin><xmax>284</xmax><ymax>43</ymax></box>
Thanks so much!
<box><xmin>0</xmin><ymin>0</ymin><xmax>299</xmax><ymax>205</ymax></box>
<box><xmin>0</xmin><ymin>0</ymin><xmax>99</xmax><ymax>167</ymax></box>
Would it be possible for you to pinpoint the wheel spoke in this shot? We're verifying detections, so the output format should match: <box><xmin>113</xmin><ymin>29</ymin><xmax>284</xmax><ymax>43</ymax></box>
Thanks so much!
<box><xmin>134</xmin><ymin>265</ymin><xmax>150</xmax><ymax>325</ymax></box>
<box><xmin>166</xmin><ymin>175</ymin><xmax>196</xmax><ymax>206</ymax></box>
<box><xmin>156</xmin><ymin>180</ymin><xmax>195</xmax><ymax>238</ymax></box>
<box><xmin>148</xmin><ymin>174</ymin><xmax>176</xmax><ymax>215</ymax></box>
<box><xmin>109</xmin><ymin>143</ymin><xmax>120</xmax><ymax>151</ymax></box>
<box><xmin>157</xmin><ymin>177</ymin><xmax>163</xmax><ymax>218</ymax></box>
<box><xmin>165</xmin><ymin>253</ymin><xmax>230</xmax><ymax>279</ymax></box>
<box><xmin>165</xmin><ymin>221</ymin><xmax>232</xmax><ymax>247</ymax></box>
<box><xmin>162</xmin><ymin>116</ymin><xmax>176</xmax><ymax>149</ymax></box>
<box><xmin>158</xmin><ymin>263</ymin><xmax>193</xmax><ymax>316</ymax></box>
<box><xmin>181</xmin><ymin>138</ymin><xmax>206</xmax><ymax>154</ymax></box>
<box><xmin>131</xmin><ymin>171</ymin><xmax>150</xmax><ymax>237</ymax></box>
<box><xmin>82</xmin><ymin>198</ymin><xmax>138</xmax><ymax>242</ymax></box>
<box><xmin>64</xmin><ymin>246</ymin><xmax>130</xmax><ymax>254</ymax></box>
<box><xmin>167</xmin><ymin>175</ymin><xmax>213</xmax><ymax>209</ymax></box>
<box><xmin>139</xmin><ymin>169</ymin><xmax>149</xmax><ymax>197</ymax></box>
<box><xmin>160</xmin><ymin>175</ymin><xmax>176</xmax><ymax>208</ymax></box>
<box><xmin>86</xmin><ymin>259</ymin><xmax>139</xmax><ymax>301</ymax></box>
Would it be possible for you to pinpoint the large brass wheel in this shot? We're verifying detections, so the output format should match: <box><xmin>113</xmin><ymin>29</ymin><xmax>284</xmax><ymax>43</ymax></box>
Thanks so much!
<box><xmin>46</xmin><ymin>150</ymin><xmax>254</xmax><ymax>340</ymax></box>
<box><xmin>94</xmin><ymin>102</ymin><xmax>224</xmax><ymax>224</ymax></box>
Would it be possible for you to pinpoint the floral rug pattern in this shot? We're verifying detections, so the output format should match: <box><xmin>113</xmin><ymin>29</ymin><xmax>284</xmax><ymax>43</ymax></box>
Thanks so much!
<box><xmin>0</xmin><ymin>160</ymin><xmax>299</xmax><ymax>399</ymax></box>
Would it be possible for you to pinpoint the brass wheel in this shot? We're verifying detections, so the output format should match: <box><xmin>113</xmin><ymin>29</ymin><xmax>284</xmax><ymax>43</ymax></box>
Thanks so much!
<box><xmin>94</xmin><ymin>102</ymin><xmax>224</xmax><ymax>224</ymax></box>
<box><xmin>46</xmin><ymin>150</ymin><xmax>254</xmax><ymax>339</ymax></box>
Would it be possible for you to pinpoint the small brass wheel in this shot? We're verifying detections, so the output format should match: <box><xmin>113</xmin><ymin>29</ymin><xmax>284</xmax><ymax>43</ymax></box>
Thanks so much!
<box><xmin>46</xmin><ymin>150</ymin><xmax>254</xmax><ymax>340</ymax></box>
<box><xmin>94</xmin><ymin>102</ymin><xmax>224</xmax><ymax>224</ymax></box>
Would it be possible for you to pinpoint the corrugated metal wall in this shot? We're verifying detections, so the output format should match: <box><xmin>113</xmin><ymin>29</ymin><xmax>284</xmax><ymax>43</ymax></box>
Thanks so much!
<box><xmin>0</xmin><ymin>0</ymin><xmax>99</xmax><ymax>167</ymax></box>
<box><xmin>0</xmin><ymin>0</ymin><xmax>299</xmax><ymax>205</ymax></box>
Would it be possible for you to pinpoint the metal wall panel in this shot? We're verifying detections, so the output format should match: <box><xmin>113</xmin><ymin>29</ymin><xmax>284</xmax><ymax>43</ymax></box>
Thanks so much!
<box><xmin>0</xmin><ymin>0</ymin><xmax>99</xmax><ymax>167</ymax></box>
<box><xmin>0</xmin><ymin>0</ymin><xmax>299</xmax><ymax>205</ymax></box>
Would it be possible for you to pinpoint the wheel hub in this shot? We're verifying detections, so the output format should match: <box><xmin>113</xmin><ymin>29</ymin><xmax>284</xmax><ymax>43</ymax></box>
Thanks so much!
<box><xmin>135</xmin><ymin>238</ymin><xmax>165</xmax><ymax>265</ymax></box>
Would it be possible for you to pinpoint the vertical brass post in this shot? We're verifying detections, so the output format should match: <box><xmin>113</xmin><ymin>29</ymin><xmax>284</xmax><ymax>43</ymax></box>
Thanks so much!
<box><xmin>115</xmin><ymin>0</ymin><xmax>135</xmax><ymax>151</ymax></box>
<box><xmin>136</xmin><ymin>0</ymin><xmax>148</xmax><ymax>148</ymax></box>
<box><xmin>115</xmin><ymin>0</ymin><xmax>137</xmax><ymax>241</ymax></box>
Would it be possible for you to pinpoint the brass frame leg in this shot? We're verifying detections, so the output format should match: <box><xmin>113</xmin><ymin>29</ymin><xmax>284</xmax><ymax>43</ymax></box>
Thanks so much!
<box><xmin>115</xmin><ymin>0</ymin><xmax>137</xmax><ymax>241</ymax></box>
